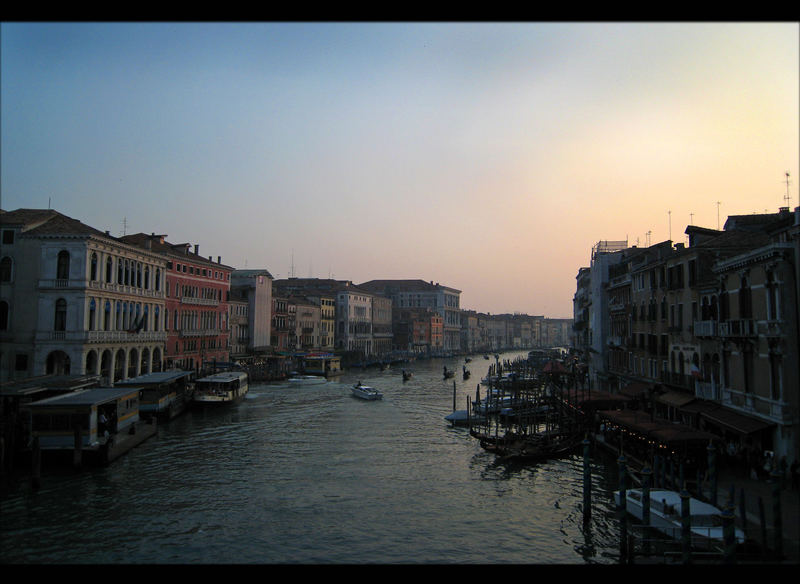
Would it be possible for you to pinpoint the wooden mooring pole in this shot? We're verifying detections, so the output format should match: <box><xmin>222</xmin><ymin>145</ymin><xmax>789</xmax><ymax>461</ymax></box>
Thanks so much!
<box><xmin>582</xmin><ymin>436</ymin><xmax>591</xmax><ymax>525</ymax></box>
<box><xmin>618</xmin><ymin>452</ymin><xmax>628</xmax><ymax>564</ymax></box>
<box><xmin>73</xmin><ymin>425</ymin><xmax>82</xmax><ymax>469</ymax></box>
<box><xmin>31</xmin><ymin>435</ymin><xmax>41</xmax><ymax>491</ymax></box>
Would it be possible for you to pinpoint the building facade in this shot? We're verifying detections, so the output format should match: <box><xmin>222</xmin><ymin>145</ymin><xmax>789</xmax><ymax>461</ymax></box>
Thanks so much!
<box><xmin>1</xmin><ymin>210</ymin><xmax>167</xmax><ymax>383</ymax></box>
<box><xmin>121</xmin><ymin>235</ymin><xmax>233</xmax><ymax>372</ymax></box>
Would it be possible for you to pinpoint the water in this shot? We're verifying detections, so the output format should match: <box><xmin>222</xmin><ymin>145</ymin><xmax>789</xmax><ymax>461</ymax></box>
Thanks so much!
<box><xmin>1</xmin><ymin>351</ymin><xmax>624</xmax><ymax>564</ymax></box>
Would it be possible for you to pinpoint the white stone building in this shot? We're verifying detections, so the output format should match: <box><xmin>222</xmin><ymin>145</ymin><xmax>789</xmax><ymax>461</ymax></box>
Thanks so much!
<box><xmin>0</xmin><ymin>209</ymin><xmax>167</xmax><ymax>383</ymax></box>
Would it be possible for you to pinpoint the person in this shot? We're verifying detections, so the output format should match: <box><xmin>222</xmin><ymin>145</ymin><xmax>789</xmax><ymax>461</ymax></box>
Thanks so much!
<box><xmin>779</xmin><ymin>455</ymin><xmax>788</xmax><ymax>487</ymax></box>
<box><xmin>99</xmin><ymin>412</ymin><xmax>108</xmax><ymax>436</ymax></box>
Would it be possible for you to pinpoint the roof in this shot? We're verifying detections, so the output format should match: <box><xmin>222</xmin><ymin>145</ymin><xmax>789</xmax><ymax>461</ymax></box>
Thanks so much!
<box><xmin>358</xmin><ymin>279</ymin><xmax>462</xmax><ymax>294</ymax></box>
<box><xmin>597</xmin><ymin>409</ymin><xmax>717</xmax><ymax>445</ymax></box>
<box><xmin>0</xmin><ymin>374</ymin><xmax>102</xmax><ymax>397</ymax></box>
<box><xmin>119</xmin><ymin>232</ymin><xmax>234</xmax><ymax>270</ymax></box>
<box><xmin>116</xmin><ymin>370</ymin><xmax>195</xmax><ymax>386</ymax></box>
<box><xmin>29</xmin><ymin>387</ymin><xmax>140</xmax><ymax>408</ymax></box>
<box><xmin>232</xmin><ymin>269</ymin><xmax>275</xmax><ymax>279</ymax></box>
<box><xmin>700</xmin><ymin>406</ymin><xmax>774</xmax><ymax>435</ymax></box>
<box><xmin>1</xmin><ymin>208</ymin><xmax>111</xmax><ymax>239</ymax></box>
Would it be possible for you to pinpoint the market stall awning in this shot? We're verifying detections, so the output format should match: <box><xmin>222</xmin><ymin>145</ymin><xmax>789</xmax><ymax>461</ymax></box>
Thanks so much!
<box><xmin>619</xmin><ymin>382</ymin><xmax>649</xmax><ymax>398</ymax></box>
<box><xmin>656</xmin><ymin>391</ymin><xmax>696</xmax><ymax>408</ymax></box>
<box><xmin>598</xmin><ymin>409</ymin><xmax>717</xmax><ymax>445</ymax></box>
<box><xmin>700</xmin><ymin>406</ymin><xmax>774</xmax><ymax>436</ymax></box>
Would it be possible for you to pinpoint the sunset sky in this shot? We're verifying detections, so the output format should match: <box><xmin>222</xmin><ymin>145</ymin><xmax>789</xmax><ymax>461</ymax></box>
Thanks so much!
<box><xmin>2</xmin><ymin>22</ymin><xmax>798</xmax><ymax>318</ymax></box>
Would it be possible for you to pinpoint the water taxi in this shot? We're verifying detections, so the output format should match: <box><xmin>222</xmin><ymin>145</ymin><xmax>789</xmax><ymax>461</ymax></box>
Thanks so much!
<box><xmin>192</xmin><ymin>371</ymin><xmax>249</xmax><ymax>407</ymax></box>
<box><xmin>351</xmin><ymin>382</ymin><xmax>382</xmax><ymax>401</ymax></box>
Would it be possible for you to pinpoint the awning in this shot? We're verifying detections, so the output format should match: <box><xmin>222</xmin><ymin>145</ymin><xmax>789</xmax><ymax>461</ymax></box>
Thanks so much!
<box><xmin>656</xmin><ymin>391</ymin><xmax>696</xmax><ymax>408</ymax></box>
<box><xmin>619</xmin><ymin>382</ymin><xmax>649</xmax><ymax>398</ymax></box>
<box><xmin>700</xmin><ymin>406</ymin><xmax>774</xmax><ymax>436</ymax></box>
<box><xmin>598</xmin><ymin>409</ymin><xmax>717</xmax><ymax>445</ymax></box>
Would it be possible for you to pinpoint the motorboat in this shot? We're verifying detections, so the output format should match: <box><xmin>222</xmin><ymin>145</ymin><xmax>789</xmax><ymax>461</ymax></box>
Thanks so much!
<box><xmin>288</xmin><ymin>375</ymin><xmax>327</xmax><ymax>385</ymax></box>
<box><xmin>445</xmin><ymin>409</ymin><xmax>486</xmax><ymax>426</ymax></box>
<box><xmin>192</xmin><ymin>371</ymin><xmax>249</xmax><ymax>407</ymax></box>
<box><xmin>351</xmin><ymin>382</ymin><xmax>383</xmax><ymax>401</ymax></box>
<box><xmin>613</xmin><ymin>488</ymin><xmax>746</xmax><ymax>548</ymax></box>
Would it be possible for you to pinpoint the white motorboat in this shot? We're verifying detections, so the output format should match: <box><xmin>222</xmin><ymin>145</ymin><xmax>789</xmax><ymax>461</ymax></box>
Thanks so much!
<box><xmin>288</xmin><ymin>375</ymin><xmax>327</xmax><ymax>385</ymax></box>
<box><xmin>445</xmin><ymin>409</ymin><xmax>486</xmax><ymax>426</ymax></box>
<box><xmin>351</xmin><ymin>383</ymin><xmax>382</xmax><ymax>401</ymax></box>
<box><xmin>192</xmin><ymin>371</ymin><xmax>249</xmax><ymax>407</ymax></box>
<box><xmin>614</xmin><ymin>488</ymin><xmax>746</xmax><ymax>548</ymax></box>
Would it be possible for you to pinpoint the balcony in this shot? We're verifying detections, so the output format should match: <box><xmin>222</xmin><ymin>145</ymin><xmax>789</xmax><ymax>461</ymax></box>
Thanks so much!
<box><xmin>180</xmin><ymin>296</ymin><xmax>219</xmax><ymax>306</ymax></box>
<box><xmin>718</xmin><ymin>319</ymin><xmax>756</xmax><ymax>338</ymax></box>
<box><xmin>693</xmin><ymin>320</ymin><xmax>717</xmax><ymax>337</ymax></box>
<box><xmin>760</xmin><ymin>319</ymin><xmax>784</xmax><ymax>338</ymax></box>
<box><xmin>722</xmin><ymin>386</ymin><xmax>793</xmax><ymax>425</ymax></box>
<box><xmin>179</xmin><ymin>328</ymin><xmax>221</xmax><ymax>338</ymax></box>
<box><xmin>36</xmin><ymin>330</ymin><xmax>167</xmax><ymax>343</ymax></box>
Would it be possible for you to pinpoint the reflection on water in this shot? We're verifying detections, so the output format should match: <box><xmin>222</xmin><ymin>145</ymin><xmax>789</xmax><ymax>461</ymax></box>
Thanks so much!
<box><xmin>1</xmin><ymin>351</ymin><xmax>622</xmax><ymax>564</ymax></box>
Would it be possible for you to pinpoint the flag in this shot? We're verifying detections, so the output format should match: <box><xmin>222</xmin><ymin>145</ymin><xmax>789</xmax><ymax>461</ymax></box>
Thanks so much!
<box><xmin>127</xmin><ymin>314</ymin><xmax>145</xmax><ymax>333</ymax></box>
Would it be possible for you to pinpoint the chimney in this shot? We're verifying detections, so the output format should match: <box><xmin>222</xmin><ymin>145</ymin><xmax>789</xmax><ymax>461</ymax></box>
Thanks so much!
<box><xmin>218</xmin><ymin>256</ymin><xmax>221</xmax><ymax>264</ymax></box>
<box><xmin>194</xmin><ymin>244</ymin><xmax>199</xmax><ymax>255</ymax></box>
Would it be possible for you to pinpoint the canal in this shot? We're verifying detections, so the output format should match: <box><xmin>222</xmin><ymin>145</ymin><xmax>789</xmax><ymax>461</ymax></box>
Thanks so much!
<box><xmin>1</xmin><ymin>351</ymin><xmax>624</xmax><ymax>564</ymax></box>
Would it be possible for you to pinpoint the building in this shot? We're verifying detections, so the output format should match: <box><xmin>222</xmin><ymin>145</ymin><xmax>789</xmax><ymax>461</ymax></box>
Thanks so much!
<box><xmin>574</xmin><ymin>208</ymin><xmax>800</xmax><ymax>466</ymax></box>
<box><xmin>230</xmin><ymin>269</ymin><xmax>273</xmax><ymax>355</ymax></box>
<box><xmin>121</xmin><ymin>234</ymin><xmax>233</xmax><ymax>372</ymax></box>
<box><xmin>358</xmin><ymin>279</ymin><xmax>462</xmax><ymax>352</ymax></box>
<box><xmin>1</xmin><ymin>209</ymin><xmax>167</xmax><ymax>383</ymax></box>
<box><xmin>272</xmin><ymin>278</ymin><xmax>336</xmax><ymax>353</ymax></box>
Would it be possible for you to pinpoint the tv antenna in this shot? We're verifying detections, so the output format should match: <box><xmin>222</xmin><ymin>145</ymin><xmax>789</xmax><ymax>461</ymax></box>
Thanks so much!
<box><xmin>784</xmin><ymin>172</ymin><xmax>793</xmax><ymax>207</ymax></box>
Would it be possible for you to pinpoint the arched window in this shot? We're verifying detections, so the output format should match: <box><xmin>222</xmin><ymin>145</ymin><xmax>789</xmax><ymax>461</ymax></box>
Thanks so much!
<box><xmin>106</xmin><ymin>256</ymin><xmax>113</xmax><ymax>283</ymax></box>
<box><xmin>739</xmin><ymin>276</ymin><xmax>752</xmax><ymax>318</ymax></box>
<box><xmin>117</xmin><ymin>259</ymin><xmax>124</xmax><ymax>284</ymax></box>
<box><xmin>90</xmin><ymin>252</ymin><xmax>98</xmax><ymax>281</ymax></box>
<box><xmin>155</xmin><ymin>268</ymin><xmax>161</xmax><ymax>291</ymax></box>
<box><xmin>104</xmin><ymin>300</ymin><xmax>111</xmax><ymax>330</ymax></box>
<box><xmin>57</xmin><ymin>250</ymin><xmax>70</xmax><ymax>280</ymax></box>
<box><xmin>89</xmin><ymin>298</ymin><xmax>96</xmax><ymax>330</ymax></box>
<box><xmin>144</xmin><ymin>266</ymin><xmax>150</xmax><ymax>290</ymax></box>
<box><xmin>54</xmin><ymin>298</ymin><xmax>67</xmax><ymax>331</ymax></box>
<box><xmin>0</xmin><ymin>256</ymin><xmax>12</xmax><ymax>282</ymax></box>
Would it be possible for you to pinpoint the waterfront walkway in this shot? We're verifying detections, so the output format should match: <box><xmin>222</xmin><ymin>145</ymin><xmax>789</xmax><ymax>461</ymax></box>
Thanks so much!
<box><xmin>714</xmin><ymin>465</ymin><xmax>800</xmax><ymax>563</ymax></box>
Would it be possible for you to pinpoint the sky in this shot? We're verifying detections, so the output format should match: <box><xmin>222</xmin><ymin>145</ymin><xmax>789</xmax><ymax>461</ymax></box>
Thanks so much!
<box><xmin>2</xmin><ymin>22</ymin><xmax>798</xmax><ymax>319</ymax></box>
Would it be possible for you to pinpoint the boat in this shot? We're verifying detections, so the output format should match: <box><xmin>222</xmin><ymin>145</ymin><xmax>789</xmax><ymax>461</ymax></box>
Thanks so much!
<box><xmin>117</xmin><ymin>370</ymin><xmax>195</xmax><ymax>421</ymax></box>
<box><xmin>445</xmin><ymin>409</ymin><xmax>486</xmax><ymax>426</ymax></box>
<box><xmin>402</xmin><ymin>370</ymin><xmax>413</xmax><ymax>381</ymax></box>
<box><xmin>192</xmin><ymin>371</ymin><xmax>249</xmax><ymax>406</ymax></box>
<box><xmin>487</xmin><ymin>431</ymin><xmax>582</xmax><ymax>462</ymax></box>
<box><xmin>614</xmin><ymin>488</ymin><xmax>746</xmax><ymax>548</ymax></box>
<box><xmin>288</xmin><ymin>375</ymin><xmax>327</xmax><ymax>385</ymax></box>
<box><xmin>351</xmin><ymin>382</ymin><xmax>383</xmax><ymax>401</ymax></box>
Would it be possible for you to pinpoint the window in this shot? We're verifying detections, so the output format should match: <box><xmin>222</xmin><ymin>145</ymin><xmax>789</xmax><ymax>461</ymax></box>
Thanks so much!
<box><xmin>54</xmin><ymin>298</ymin><xmax>67</xmax><ymax>331</ymax></box>
<box><xmin>15</xmin><ymin>354</ymin><xmax>28</xmax><ymax>371</ymax></box>
<box><xmin>0</xmin><ymin>300</ymin><xmax>8</xmax><ymax>330</ymax></box>
<box><xmin>0</xmin><ymin>257</ymin><xmax>12</xmax><ymax>282</ymax></box>
<box><xmin>89</xmin><ymin>298</ymin><xmax>96</xmax><ymax>330</ymax></box>
<box><xmin>90</xmin><ymin>253</ymin><xmax>98</xmax><ymax>281</ymax></box>
<box><xmin>739</xmin><ymin>276</ymin><xmax>752</xmax><ymax>318</ymax></box>
<box><xmin>2</xmin><ymin>230</ymin><xmax>14</xmax><ymax>245</ymax></box>
<box><xmin>56</xmin><ymin>250</ymin><xmax>70</xmax><ymax>279</ymax></box>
